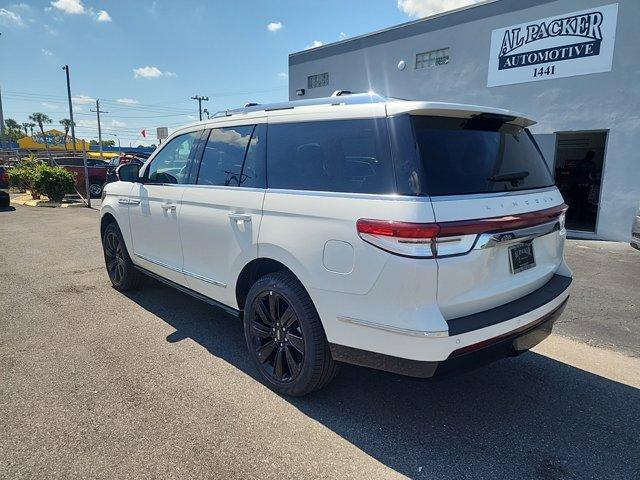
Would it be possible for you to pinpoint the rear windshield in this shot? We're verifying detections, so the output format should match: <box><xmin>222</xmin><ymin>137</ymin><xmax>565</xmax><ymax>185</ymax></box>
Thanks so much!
<box><xmin>392</xmin><ymin>115</ymin><xmax>554</xmax><ymax>196</ymax></box>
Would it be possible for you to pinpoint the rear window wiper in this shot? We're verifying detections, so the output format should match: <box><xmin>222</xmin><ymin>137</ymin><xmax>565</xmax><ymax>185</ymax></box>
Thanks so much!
<box><xmin>487</xmin><ymin>171</ymin><xmax>529</xmax><ymax>186</ymax></box>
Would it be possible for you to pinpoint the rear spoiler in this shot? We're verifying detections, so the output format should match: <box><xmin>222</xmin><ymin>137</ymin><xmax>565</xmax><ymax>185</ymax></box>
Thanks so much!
<box><xmin>386</xmin><ymin>101</ymin><xmax>536</xmax><ymax>128</ymax></box>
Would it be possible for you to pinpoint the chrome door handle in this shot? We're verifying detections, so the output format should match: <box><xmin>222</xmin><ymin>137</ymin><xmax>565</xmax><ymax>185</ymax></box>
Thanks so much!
<box><xmin>161</xmin><ymin>204</ymin><xmax>177</xmax><ymax>211</ymax></box>
<box><xmin>118</xmin><ymin>198</ymin><xmax>140</xmax><ymax>205</ymax></box>
<box><xmin>228</xmin><ymin>213</ymin><xmax>252</xmax><ymax>223</ymax></box>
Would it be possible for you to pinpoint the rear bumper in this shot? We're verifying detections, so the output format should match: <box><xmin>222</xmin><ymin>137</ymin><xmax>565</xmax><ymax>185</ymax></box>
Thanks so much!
<box><xmin>329</xmin><ymin>275</ymin><xmax>571</xmax><ymax>378</ymax></box>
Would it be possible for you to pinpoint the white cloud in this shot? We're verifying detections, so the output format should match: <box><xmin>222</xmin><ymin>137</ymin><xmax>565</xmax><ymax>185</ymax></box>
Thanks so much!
<box><xmin>41</xmin><ymin>102</ymin><xmax>59</xmax><ymax>109</ymax></box>
<box><xmin>77</xmin><ymin>119</ymin><xmax>97</xmax><ymax>128</ymax></box>
<box><xmin>305</xmin><ymin>40</ymin><xmax>323</xmax><ymax>50</ymax></box>
<box><xmin>44</xmin><ymin>24</ymin><xmax>58</xmax><ymax>35</ymax></box>
<box><xmin>72</xmin><ymin>94</ymin><xmax>95</xmax><ymax>105</ymax></box>
<box><xmin>50</xmin><ymin>0</ymin><xmax>85</xmax><ymax>15</ymax></box>
<box><xmin>339</xmin><ymin>32</ymin><xmax>348</xmax><ymax>40</ymax></box>
<box><xmin>277</xmin><ymin>72</ymin><xmax>288</xmax><ymax>79</ymax></box>
<box><xmin>397</xmin><ymin>0</ymin><xmax>482</xmax><ymax>18</ymax></box>
<box><xmin>110</xmin><ymin>119</ymin><xmax>127</xmax><ymax>127</ymax></box>
<box><xmin>133</xmin><ymin>66</ymin><xmax>175</xmax><ymax>79</ymax></box>
<box><xmin>267</xmin><ymin>21</ymin><xmax>282</xmax><ymax>32</ymax></box>
<box><xmin>117</xmin><ymin>98</ymin><xmax>139</xmax><ymax>105</ymax></box>
<box><xmin>0</xmin><ymin>8</ymin><xmax>24</xmax><ymax>26</ymax></box>
<box><xmin>41</xmin><ymin>48</ymin><xmax>54</xmax><ymax>56</ymax></box>
<box><xmin>95</xmin><ymin>10</ymin><xmax>111</xmax><ymax>22</ymax></box>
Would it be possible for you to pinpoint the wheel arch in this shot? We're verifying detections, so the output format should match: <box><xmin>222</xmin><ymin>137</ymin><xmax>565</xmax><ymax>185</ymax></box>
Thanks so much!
<box><xmin>236</xmin><ymin>258</ymin><xmax>303</xmax><ymax>312</ymax></box>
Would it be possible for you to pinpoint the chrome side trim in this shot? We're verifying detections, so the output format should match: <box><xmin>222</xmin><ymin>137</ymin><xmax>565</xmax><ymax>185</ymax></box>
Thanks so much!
<box><xmin>474</xmin><ymin>220</ymin><xmax>560</xmax><ymax>250</ymax></box>
<box><xmin>134</xmin><ymin>253</ymin><xmax>182</xmax><ymax>273</ymax></box>
<box><xmin>134</xmin><ymin>254</ymin><xmax>227</xmax><ymax>288</ymax></box>
<box><xmin>182</xmin><ymin>270</ymin><xmax>227</xmax><ymax>288</ymax></box>
<box><xmin>337</xmin><ymin>316</ymin><xmax>448</xmax><ymax>338</ymax></box>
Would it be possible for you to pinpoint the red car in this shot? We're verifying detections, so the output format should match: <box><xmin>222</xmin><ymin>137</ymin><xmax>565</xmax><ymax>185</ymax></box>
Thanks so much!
<box><xmin>55</xmin><ymin>157</ymin><xmax>109</xmax><ymax>198</ymax></box>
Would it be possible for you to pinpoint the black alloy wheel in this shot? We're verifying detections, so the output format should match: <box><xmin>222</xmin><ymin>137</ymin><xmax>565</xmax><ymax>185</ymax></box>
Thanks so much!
<box><xmin>244</xmin><ymin>271</ymin><xmax>339</xmax><ymax>396</ymax></box>
<box><xmin>104</xmin><ymin>229</ymin><xmax>125</xmax><ymax>285</ymax></box>
<box><xmin>102</xmin><ymin>222</ymin><xmax>144</xmax><ymax>291</ymax></box>
<box><xmin>249</xmin><ymin>290</ymin><xmax>305</xmax><ymax>383</ymax></box>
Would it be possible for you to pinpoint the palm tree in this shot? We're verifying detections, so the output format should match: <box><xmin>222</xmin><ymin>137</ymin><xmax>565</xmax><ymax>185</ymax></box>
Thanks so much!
<box><xmin>59</xmin><ymin>118</ymin><xmax>75</xmax><ymax>151</ymax></box>
<box><xmin>21</xmin><ymin>122</ymin><xmax>29</xmax><ymax>136</ymax></box>
<box><xmin>28</xmin><ymin>123</ymin><xmax>36</xmax><ymax>136</ymax></box>
<box><xmin>29</xmin><ymin>112</ymin><xmax>53</xmax><ymax>163</ymax></box>
<box><xmin>4</xmin><ymin>118</ymin><xmax>21</xmax><ymax>142</ymax></box>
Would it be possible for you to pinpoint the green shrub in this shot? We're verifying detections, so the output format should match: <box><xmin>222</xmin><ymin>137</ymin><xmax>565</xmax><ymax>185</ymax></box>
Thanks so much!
<box><xmin>33</xmin><ymin>164</ymin><xmax>76</xmax><ymax>202</ymax></box>
<box><xmin>8</xmin><ymin>157</ymin><xmax>42</xmax><ymax>198</ymax></box>
<box><xmin>7</xmin><ymin>167</ymin><xmax>29</xmax><ymax>191</ymax></box>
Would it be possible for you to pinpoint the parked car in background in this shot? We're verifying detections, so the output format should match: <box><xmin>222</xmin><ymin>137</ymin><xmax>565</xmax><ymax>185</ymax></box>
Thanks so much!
<box><xmin>631</xmin><ymin>206</ymin><xmax>640</xmax><ymax>251</ymax></box>
<box><xmin>55</xmin><ymin>157</ymin><xmax>109</xmax><ymax>198</ymax></box>
<box><xmin>105</xmin><ymin>155</ymin><xmax>146</xmax><ymax>184</ymax></box>
<box><xmin>0</xmin><ymin>166</ymin><xmax>9</xmax><ymax>189</ymax></box>
<box><xmin>100</xmin><ymin>93</ymin><xmax>572</xmax><ymax>396</ymax></box>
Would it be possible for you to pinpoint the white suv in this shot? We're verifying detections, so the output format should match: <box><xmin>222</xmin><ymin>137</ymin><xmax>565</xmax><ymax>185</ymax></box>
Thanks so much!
<box><xmin>100</xmin><ymin>93</ymin><xmax>572</xmax><ymax>395</ymax></box>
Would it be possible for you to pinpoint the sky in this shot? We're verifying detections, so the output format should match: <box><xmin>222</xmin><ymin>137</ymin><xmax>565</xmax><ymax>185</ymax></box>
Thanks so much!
<box><xmin>0</xmin><ymin>0</ymin><xmax>481</xmax><ymax>146</ymax></box>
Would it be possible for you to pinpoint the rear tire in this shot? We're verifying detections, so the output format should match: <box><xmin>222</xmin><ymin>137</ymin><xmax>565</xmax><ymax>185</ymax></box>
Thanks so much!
<box><xmin>102</xmin><ymin>222</ymin><xmax>144</xmax><ymax>291</ymax></box>
<box><xmin>243</xmin><ymin>271</ymin><xmax>339</xmax><ymax>396</ymax></box>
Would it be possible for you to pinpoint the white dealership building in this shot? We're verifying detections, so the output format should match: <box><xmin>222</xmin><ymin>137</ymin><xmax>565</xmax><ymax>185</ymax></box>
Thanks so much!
<box><xmin>288</xmin><ymin>0</ymin><xmax>639</xmax><ymax>241</ymax></box>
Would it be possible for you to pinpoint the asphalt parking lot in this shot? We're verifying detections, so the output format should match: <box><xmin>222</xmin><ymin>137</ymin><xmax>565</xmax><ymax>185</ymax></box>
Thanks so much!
<box><xmin>1</xmin><ymin>204</ymin><xmax>639</xmax><ymax>480</ymax></box>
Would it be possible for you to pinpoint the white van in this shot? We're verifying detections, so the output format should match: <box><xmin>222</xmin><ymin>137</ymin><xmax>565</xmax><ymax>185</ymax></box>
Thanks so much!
<box><xmin>100</xmin><ymin>93</ymin><xmax>571</xmax><ymax>395</ymax></box>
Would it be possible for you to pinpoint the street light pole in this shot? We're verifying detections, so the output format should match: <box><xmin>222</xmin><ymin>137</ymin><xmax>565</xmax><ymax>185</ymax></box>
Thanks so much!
<box><xmin>62</xmin><ymin>65</ymin><xmax>77</xmax><ymax>152</ymax></box>
<box><xmin>111</xmin><ymin>134</ymin><xmax>121</xmax><ymax>153</ymax></box>
<box><xmin>0</xmin><ymin>84</ymin><xmax>6</xmax><ymax>151</ymax></box>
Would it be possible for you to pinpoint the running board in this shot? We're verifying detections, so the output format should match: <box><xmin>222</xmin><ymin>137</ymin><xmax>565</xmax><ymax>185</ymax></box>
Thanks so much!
<box><xmin>134</xmin><ymin>265</ymin><xmax>240</xmax><ymax>317</ymax></box>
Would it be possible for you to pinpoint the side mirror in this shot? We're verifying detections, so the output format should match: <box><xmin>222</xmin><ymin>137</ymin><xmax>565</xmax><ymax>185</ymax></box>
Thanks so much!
<box><xmin>116</xmin><ymin>163</ymin><xmax>140</xmax><ymax>182</ymax></box>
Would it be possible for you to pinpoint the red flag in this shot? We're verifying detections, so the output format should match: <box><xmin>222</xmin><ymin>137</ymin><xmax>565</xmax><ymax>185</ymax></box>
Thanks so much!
<box><xmin>141</xmin><ymin>129</ymin><xmax>147</xmax><ymax>138</ymax></box>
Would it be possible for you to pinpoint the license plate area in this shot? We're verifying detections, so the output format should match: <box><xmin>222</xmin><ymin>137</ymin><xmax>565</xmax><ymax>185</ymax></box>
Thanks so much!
<box><xmin>509</xmin><ymin>242</ymin><xmax>535</xmax><ymax>274</ymax></box>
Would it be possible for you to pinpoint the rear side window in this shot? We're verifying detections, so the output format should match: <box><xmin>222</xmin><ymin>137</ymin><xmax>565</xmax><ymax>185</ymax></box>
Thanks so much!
<box><xmin>266</xmin><ymin>119</ymin><xmax>394</xmax><ymax>194</ymax></box>
<box><xmin>197</xmin><ymin>125</ymin><xmax>255</xmax><ymax>187</ymax></box>
<box><xmin>401</xmin><ymin>115</ymin><xmax>554</xmax><ymax>196</ymax></box>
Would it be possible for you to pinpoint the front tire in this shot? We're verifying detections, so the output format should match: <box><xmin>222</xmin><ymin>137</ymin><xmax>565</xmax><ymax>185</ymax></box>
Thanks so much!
<box><xmin>102</xmin><ymin>222</ymin><xmax>144</xmax><ymax>291</ymax></box>
<box><xmin>244</xmin><ymin>271</ymin><xmax>339</xmax><ymax>396</ymax></box>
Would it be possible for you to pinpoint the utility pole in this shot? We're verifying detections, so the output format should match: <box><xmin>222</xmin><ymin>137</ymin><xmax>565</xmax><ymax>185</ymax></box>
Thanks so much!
<box><xmin>62</xmin><ymin>65</ymin><xmax>77</xmax><ymax>152</ymax></box>
<box><xmin>90</xmin><ymin>99</ymin><xmax>108</xmax><ymax>159</ymax></box>
<box><xmin>0</xmin><ymin>84</ymin><xmax>6</xmax><ymax>151</ymax></box>
<box><xmin>191</xmin><ymin>95</ymin><xmax>209</xmax><ymax>121</ymax></box>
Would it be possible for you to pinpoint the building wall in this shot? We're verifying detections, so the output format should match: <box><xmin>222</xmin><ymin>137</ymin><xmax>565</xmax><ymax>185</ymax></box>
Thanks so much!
<box><xmin>289</xmin><ymin>0</ymin><xmax>640</xmax><ymax>241</ymax></box>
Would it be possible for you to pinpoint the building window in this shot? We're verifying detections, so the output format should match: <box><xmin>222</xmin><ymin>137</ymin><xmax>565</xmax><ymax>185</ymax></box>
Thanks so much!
<box><xmin>415</xmin><ymin>48</ymin><xmax>450</xmax><ymax>69</ymax></box>
<box><xmin>307</xmin><ymin>72</ymin><xmax>329</xmax><ymax>89</ymax></box>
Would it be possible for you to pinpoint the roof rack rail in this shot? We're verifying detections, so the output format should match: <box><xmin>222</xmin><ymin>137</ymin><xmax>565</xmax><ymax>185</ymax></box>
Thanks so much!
<box><xmin>331</xmin><ymin>90</ymin><xmax>353</xmax><ymax>97</ymax></box>
<box><xmin>205</xmin><ymin>92</ymin><xmax>390</xmax><ymax>120</ymax></box>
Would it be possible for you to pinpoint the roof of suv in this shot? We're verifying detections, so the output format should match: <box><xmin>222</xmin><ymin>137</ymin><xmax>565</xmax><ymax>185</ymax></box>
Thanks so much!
<box><xmin>172</xmin><ymin>92</ymin><xmax>535</xmax><ymax>135</ymax></box>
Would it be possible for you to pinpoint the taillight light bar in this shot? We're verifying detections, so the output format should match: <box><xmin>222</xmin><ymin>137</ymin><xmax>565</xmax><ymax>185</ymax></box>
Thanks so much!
<box><xmin>357</xmin><ymin>204</ymin><xmax>568</xmax><ymax>258</ymax></box>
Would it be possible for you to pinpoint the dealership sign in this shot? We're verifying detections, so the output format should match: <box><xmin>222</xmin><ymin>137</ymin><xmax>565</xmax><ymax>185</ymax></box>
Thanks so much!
<box><xmin>487</xmin><ymin>3</ymin><xmax>618</xmax><ymax>87</ymax></box>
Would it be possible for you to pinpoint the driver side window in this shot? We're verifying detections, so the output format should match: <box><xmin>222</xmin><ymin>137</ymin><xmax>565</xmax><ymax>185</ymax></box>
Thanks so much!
<box><xmin>146</xmin><ymin>131</ymin><xmax>200</xmax><ymax>184</ymax></box>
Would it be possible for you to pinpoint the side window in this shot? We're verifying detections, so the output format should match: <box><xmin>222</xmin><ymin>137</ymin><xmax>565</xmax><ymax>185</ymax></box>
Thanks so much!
<box><xmin>239</xmin><ymin>124</ymin><xmax>266</xmax><ymax>188</ymax></box>
<box><xmin>266</xmin><ymin>119</ymin><xmax>395</xmax><ymax>194</ymax></box>
<box><xmin>197</xmin><ymin>125</ymin><xmax>254</xmax><ymax>186</ymax></box>
<box><xmin>146</xmin><ymin>131</ymin><xmax>200</xmax><ymax>184</ymax></box>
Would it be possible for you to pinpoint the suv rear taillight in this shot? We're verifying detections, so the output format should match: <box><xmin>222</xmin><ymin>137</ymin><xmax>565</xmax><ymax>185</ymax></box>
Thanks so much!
<box><xmin>357</xmin><ymin>204</ymin><xmax>568</xmax><ymax>258</ymax></box>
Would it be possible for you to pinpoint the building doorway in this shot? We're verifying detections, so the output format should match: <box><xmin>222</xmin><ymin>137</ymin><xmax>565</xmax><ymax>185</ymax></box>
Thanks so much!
<box><xmin>554</xmin><ymin>131</ymin><xmax>607</xmax><ymax>233</ymax></box>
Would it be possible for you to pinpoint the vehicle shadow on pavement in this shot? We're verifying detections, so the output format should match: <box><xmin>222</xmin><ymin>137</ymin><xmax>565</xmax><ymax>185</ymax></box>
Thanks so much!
<box><xmin>125</xmin><ymin>278</ymin><xmax>640</xmax><ymax>480</ymax></box>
